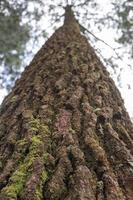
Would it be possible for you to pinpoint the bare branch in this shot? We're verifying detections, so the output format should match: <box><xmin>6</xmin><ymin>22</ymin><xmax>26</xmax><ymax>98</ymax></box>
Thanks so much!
<box><xmin>80</xmin><ymin>24</ymin><xmax>132</xmax><ymax>69</ymax></box>
<box><xmin>76</xmin><ymin>0</ymin><xmax>91</xmax><ymax>7</ymax></box>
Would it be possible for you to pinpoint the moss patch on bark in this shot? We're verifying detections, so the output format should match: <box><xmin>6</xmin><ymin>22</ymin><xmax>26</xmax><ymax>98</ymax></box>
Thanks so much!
<box><xmin>0</xmin><ymin>120</ymin><xmax>50</xmax><ymax>200</ymax></box>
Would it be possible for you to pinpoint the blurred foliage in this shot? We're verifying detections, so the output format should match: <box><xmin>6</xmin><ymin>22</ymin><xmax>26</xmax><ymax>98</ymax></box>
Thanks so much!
<box><xmin>113</xmin><ymin>0</ymin><xmax>133</xmax><ymax>57</ymax></box>
<box><xmin>0</xmin><ymin>0</ymin><xmax>46</xmax><ymax>90</ymax></box>
<box><xmin>0</xmin><ymin>0</ymin><xmax>132</xmax><ymax>91</ymax></box>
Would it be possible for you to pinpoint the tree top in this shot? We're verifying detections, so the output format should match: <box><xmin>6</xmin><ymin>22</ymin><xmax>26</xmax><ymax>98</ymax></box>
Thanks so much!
<box><xmin>64</xmin><ymin>5</ymin><xmax>80</xmax><ymax>33</ymax></box>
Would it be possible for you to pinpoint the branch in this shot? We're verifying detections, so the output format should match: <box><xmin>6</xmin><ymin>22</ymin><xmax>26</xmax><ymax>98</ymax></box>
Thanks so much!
<box><xmin>76</xmin><ymin>0</ymin><xmax>91</xmax><ymax>7</ymax></box>
<box><xmin>80</xmin><ymin>24</ymin><xmax>132</xmax><ymax>69</ymax></box>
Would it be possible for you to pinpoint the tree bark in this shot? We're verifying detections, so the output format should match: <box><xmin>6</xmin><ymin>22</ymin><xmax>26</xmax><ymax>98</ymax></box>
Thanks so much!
<box><xmin>0</xmin><ymin>6</ymin><xmax>133</xmax><ymax>200</ymax></box>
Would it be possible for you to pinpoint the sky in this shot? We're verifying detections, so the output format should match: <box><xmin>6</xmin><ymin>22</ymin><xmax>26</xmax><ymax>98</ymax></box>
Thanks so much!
<box><xmin>0</xmin><ymin>0</ymin><xmax>133</xmax><ymax>119</ymax></box>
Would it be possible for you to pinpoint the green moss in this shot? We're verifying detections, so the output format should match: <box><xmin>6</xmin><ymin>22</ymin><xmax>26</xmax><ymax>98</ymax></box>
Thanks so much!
<box><xmin>15</xmin><ymin>139</ymin><xmax>29</xmax><ymax>153</ymax></box>
<box><xmin>93</xmin><ymin>108</ymin><xmax>102</xmax><ymax>113</ymax></box>
<box><xmin>35</xmin><ymin>171</ymin><xmax>48</xmax><ymax>200</ymax></box>
<box><xmin>24</xmin><ymin>135</ymin><xmax>43</xmax><ymax>167</ymax></box>
<box><xmin>1</xmin><ymin>118</ymin><xmax>50</xmax><ymax>199</ymax></box>
<box><xmin>104</xmin><ymin>122</ymin><xmax>112</xmax><ymax>131</ymax></box>
<box><xmin>69</xmin><ymin>128</ymin><xmax>76</xmax><ymax>134</ymax></box>
<box><xmin>16</xmin><ymin>139</ymin><xmax>28</xmax><ymax>146</ymax></box>
<box><xmin>96</xmin><ymin>181</ymin><xmax>104</xmax><ymax>200</ymax></box>
<box><xmin>2</xmin><ymin>169</ymin><xmax>25</xmax><ymax>198</ymax></box>
<box><xmin>116</xmin><ymin>123</ymin><xmax>127</xmax><ymax>135</ymax></box>
<box><xmin>1</xmin><ymin>163</ymin><xmax>28</xmax><ymax>199</ymax></box>
<box><xmin>97</xmin><ymin>181</ymin><xmax>104</xmax><ymax>190</ymax></box>
<box><xmin>10</xmin><ymin>95</ymin><xmax>18</xmax><ymax>103</ymax></box>
<box><xmin>1</xmin><ymin>135</ymin><xmax>47</xmax><ymax>199</ymax></box>
<box><xmin>43</xmin><ymin>152</ymin><xmax>50</xmax><ymax>161</ymax></box>
<box><xmin>31</xmin><ymin>135</ymin><xmax>43</xmax><ymax>146</ymax></box>
<box><xmin>28</xmin><ymin>117</ymin><xmax>50</xmax><ymax>135</ymax></box>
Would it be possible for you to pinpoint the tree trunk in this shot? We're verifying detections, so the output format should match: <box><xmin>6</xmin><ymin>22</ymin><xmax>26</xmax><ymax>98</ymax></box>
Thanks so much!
<box><xmin>0</xmin><ymin>6</ymin><xmax>133</xmax><ymax>200</ymax></box>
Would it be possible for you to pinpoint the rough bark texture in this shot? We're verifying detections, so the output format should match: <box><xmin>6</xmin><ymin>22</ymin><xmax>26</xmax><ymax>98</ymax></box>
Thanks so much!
<box><xmin>0</xmin><ymin>6</ymin><xmax>133</xmax><ymax>200</ymax></box>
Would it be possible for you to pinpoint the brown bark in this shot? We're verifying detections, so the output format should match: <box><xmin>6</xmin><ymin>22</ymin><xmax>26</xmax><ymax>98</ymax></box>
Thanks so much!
<box><xmin>0</xmin><ymin>6</ymin><xmax>133</xmax><ymax>200</ymax></box>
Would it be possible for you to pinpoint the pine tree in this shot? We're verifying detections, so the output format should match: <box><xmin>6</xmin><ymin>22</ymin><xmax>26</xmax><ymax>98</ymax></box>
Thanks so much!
<box><xmin>0</xmin><ymin>6</ymin><xmax>133</xmax><ymax>200</ymax></box>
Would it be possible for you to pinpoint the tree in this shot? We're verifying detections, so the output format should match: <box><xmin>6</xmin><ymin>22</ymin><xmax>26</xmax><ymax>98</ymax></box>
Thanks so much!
<box><xmin>0</xmin><ymin>5</ymin><xmax>133</xmax><ymax>200</ymax></box>
<box><xmin>113</xmin><ymin>0</ymin><xmax>133</xmax><ymax>57</ymax></box>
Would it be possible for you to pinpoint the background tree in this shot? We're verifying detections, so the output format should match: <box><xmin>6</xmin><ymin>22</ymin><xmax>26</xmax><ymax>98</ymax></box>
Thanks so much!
<box><xmin>0</xmin><ymin>5</ymin><xmax>133</xmax><ymax>200</ymax></box>
<box><xmin>0</xmin><ymin>0</ymin><xmax>46</xmax><ymax>90</ymax></box>
<box><xmin>113</xmin><ymin>0</ymin><xmax>133</xmax><ymax>57</ymax></box>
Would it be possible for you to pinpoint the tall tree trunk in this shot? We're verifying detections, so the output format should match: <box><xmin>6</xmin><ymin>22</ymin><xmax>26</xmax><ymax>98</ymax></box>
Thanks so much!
<box><xmin>0</xmin><ymin>6</ymin><xmax>133</xmax><ymax>200</ymax></box>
